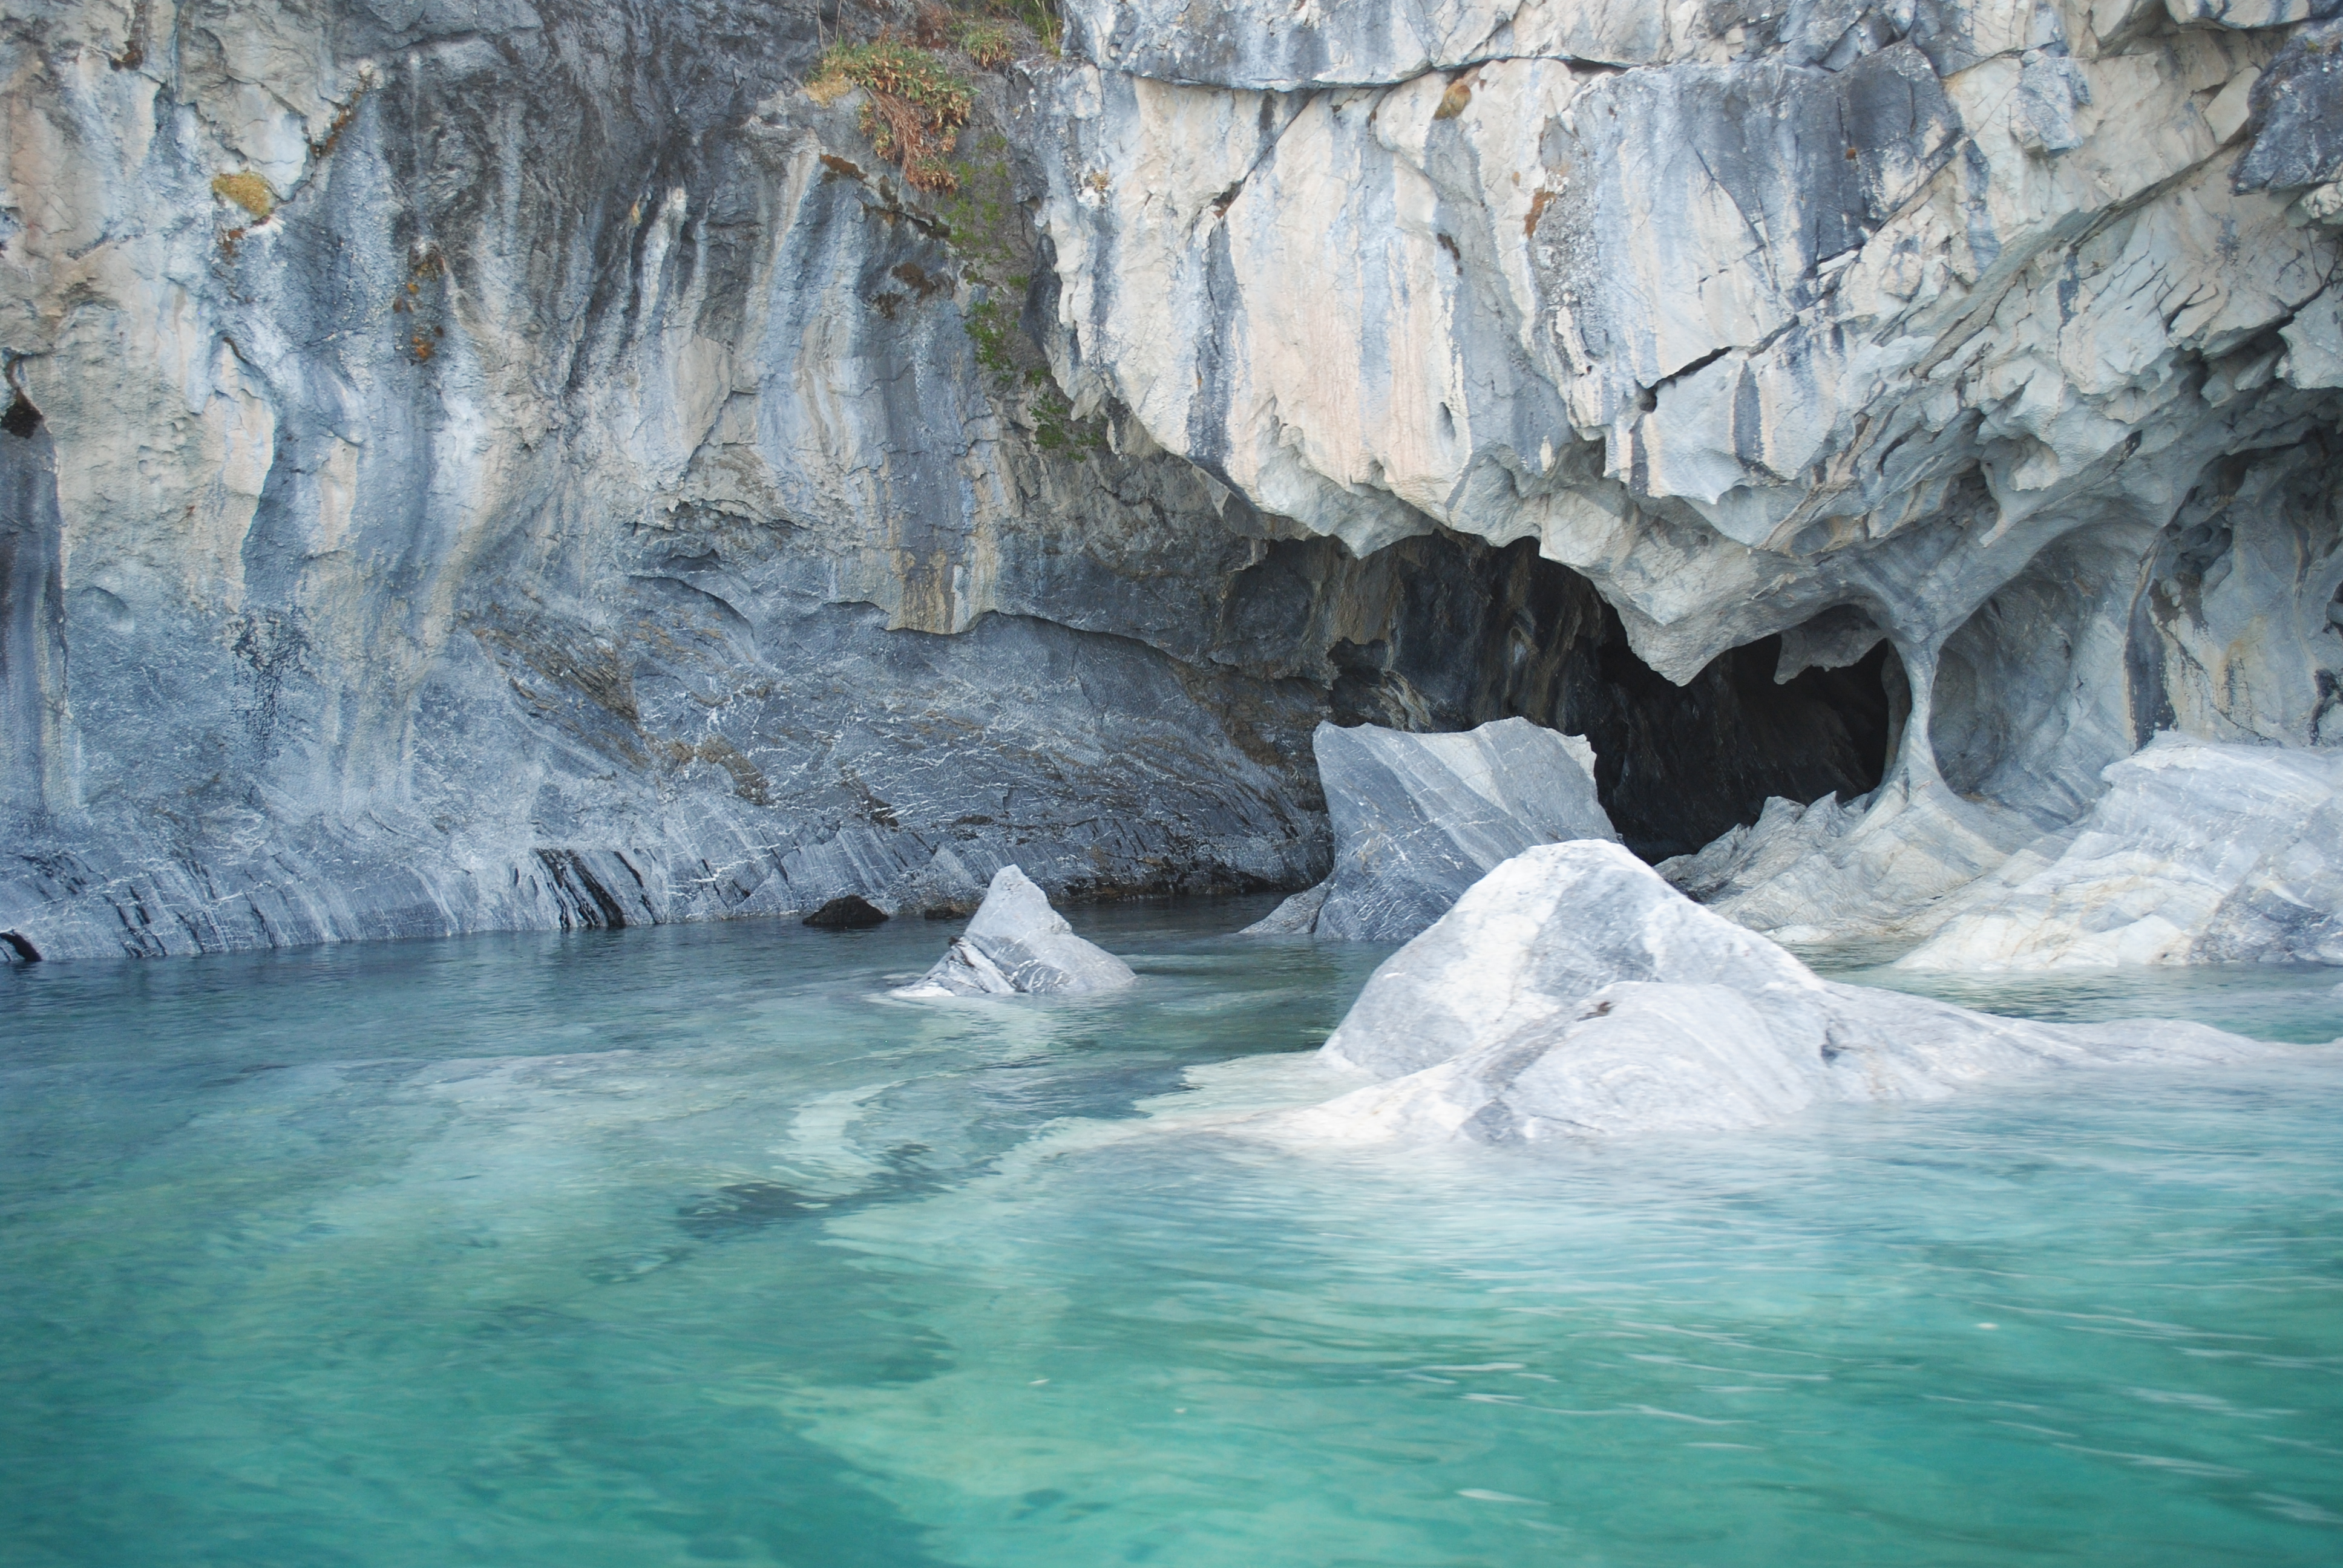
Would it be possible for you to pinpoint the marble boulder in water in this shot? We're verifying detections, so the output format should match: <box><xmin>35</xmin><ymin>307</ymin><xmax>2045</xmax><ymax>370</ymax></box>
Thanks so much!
<box><xmin>1898</xmin><ymin>737</ymin><xmax>2343</xmax><ymax>970</ymax></box>
<box><xmin>1245</xmin><ymin>718</ymin><xmax>1615</xmax><ymax>942</ymax></box>
<box><xmin>898</xmin><ymin>866</ymin><xmax>1136</xmax><ymax>998</ymax></box>
<box><xmin>1294</xmin><ymin>843</ymin><xmax>2252</xmax><ymax>1144</ymax></box>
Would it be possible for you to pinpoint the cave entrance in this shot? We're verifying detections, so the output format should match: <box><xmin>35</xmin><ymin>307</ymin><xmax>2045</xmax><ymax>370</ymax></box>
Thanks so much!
<box><xmin>1571</xmin><ymin>632</ymin><xmax>1896</xmax><ymax>859</ymax></box>
<box><xmin>1311</xmin><ymin>534</ymin><xmax>1896</xmax><ymax>860</ymax></box>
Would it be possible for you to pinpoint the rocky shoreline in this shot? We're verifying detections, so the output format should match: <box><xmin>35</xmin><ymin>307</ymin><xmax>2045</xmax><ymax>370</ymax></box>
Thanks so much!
<box><xmin>5</xmin><ymin>0</ymin><xmax>2339</xmax><ymax>967</ymax></box>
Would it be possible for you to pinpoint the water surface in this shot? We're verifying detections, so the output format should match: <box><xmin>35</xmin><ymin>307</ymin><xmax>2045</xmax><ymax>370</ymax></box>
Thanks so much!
<box><xmin>4</xmin><ymin>904</ymin><xmax>2340</xmax><ymax>1566</ymax></box>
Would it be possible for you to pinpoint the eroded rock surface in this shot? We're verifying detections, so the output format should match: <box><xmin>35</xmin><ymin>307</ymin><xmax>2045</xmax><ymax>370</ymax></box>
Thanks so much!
<box><xmin>0</xmin><ymin>0</ymin><xmax>1360</xmax><ymax>959</ymax></box>
<box><xmin>1243</xmin><ymin>716</ymin><xmax>1614</xmax><ymax>940</ymax></box>
<box><xmin>1658</xmin><ymin>774</ymin><xmax>2040</xmax><ymax>944</ymax></box>
<box><xmin>1032</xmin><ymin>0</ymin><xmax>2343</xmax><ymax>921</ymax></box>
<box><xmin>7</xmin><ymin>0</ymin><xmax>2343</xmax><ymax>961</ymax></box>
<box><xmin>897</xmin><ymin>864</ymin><xmax>1136</xmax><ymax>995</ymax></box>
<box><xmin>1900</xmin><ymin>735</ymin><xmax>2343</xmax><ymax>967</ymax></box>
<box><xmin>1297</xmin><ymin>842</ymin><xmax>2256</xmax><ymax>1144</ymax></box>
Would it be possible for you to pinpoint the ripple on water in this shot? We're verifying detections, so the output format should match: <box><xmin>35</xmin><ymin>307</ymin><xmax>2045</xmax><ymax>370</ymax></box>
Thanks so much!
<box><xmin>1</xmin><ymin>904</ymin><xmax>2339</xmax><ymax>1567</ymax></box>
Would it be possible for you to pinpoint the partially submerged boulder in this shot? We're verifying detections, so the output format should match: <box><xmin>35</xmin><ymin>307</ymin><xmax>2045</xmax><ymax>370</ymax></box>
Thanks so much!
<box><xmin>894</xmin><ymin>866</ymin><xmax>1136</xmax><ymax>998</ymax></box>
<box><xmin>1292</xmin><ymin>842</ymin><xmax>2254</xmax><ymax>1145</ymax></box>
<box><xmin>1244</xmin><ymin>717</ymin><xmax>1616</xmax><ymax>942</ymax></box>
<box><xmin>1898</xmin><ymin>737</ymin><xmax>2343</xmax><ymax>970</ymax></box>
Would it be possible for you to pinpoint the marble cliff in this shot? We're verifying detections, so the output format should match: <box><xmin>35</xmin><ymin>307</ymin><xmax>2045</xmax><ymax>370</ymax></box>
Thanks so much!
<box><xmin>2</xmin><ymin>0</ymin><xmax>2339</xmax><ymax>961</ymax></box>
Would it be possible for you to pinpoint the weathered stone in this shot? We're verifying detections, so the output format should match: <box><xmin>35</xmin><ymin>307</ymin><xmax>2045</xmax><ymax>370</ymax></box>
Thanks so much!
<box><xmin>1899</xmin><ymin>736</ymin><xmax>2343</xmax><ymax>967</ymax></box>
<box><xmin>1247</xmin><ymin>717</ymin><xmax>1616</xmax><ymax>941</ymax></box>
<box><xmin>1240</xmin><ymin>879</ymin><xmax>1328</xmax><ymax>935</ymax></box>
<box><xmin>1659</xmin><ymin>774</ymin><xmax>2040</xmax><ymax>944</ymax></box>
<box><xmin>2236</xmin><ymin>18</ymin><xmax>2343</xmax><ymax>193</ymax></box>
<box><xmin>7</xmin><ymin>0</ymin><xmax>2343</xmax><ymax>965</ymax></box>
<box><xmin>1294</xmin><ymin>841</ymin><xmax>2257</xmax><ymax>1143</ymax></box>
<box><xmin>0</xmin><ymin>0</ymin><xmax>1349</xmax><ymax>959</ymax></box>
<box><xmin>1031</xmin><ymin>1</ymin><xmax>2343</xmax><ymax>938</ymax></box>
<box><xmin>1061</xmin><ymin>0</ymin><xmax>1685</xmax><ymax>89</ymax></box>
<box><xmin>897</xmin><ymin>865</ymin><xmax>1137</xmax><ymax>996</ymax></box>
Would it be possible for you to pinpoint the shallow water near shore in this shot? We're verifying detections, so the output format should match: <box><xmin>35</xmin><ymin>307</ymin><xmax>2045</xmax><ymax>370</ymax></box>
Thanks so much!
<box><xmin>4</xmin><ymin>901</ymin><xmax>2341</xmax><ymax>1567</ymax></box>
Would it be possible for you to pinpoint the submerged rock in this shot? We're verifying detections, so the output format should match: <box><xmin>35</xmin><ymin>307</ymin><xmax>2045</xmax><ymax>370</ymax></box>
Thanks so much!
<box><xmin>1244</xmin><ymin>718</ymin><xmax>1615</xmax><ymax>941</ymax></box>
<box><xmin>1293</xmin><ymin>843</ymin><xmax>2253</xmax><ymax>1144</ymax></box>
<box><xmin>1240</xmin><ymin>880</ymin><xmax>1329</xmax><ymax>936</ymax></box>
<box><xmin>804</xmin><ymin>896</ymin><xmax>891</xmax><ymax>929</ymax></box>
<box><xmin>896</xmin><ymin>866</ymin><xmax>1136</xmax><ymax>998</ymax></box>
<box><xmin>1898</xmin><ymin>737</ymin><xmax>2343</xmax><ymax>970</ymax></box>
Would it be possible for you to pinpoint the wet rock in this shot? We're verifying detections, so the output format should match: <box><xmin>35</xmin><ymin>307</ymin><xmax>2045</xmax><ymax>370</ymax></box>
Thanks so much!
<box><xmin>1240</xmin><ymin>880</ymin><xmax>1329</xmax><ymax>935</ymax></box>
<box><xmin>897</xmin><ymin>866</ymin><xmax>1136</xmax><ymax>996</ymax></box>
<box><xmin>1292</xmin><ymin>842</ymin><xmax>2253</xmax><ymax>1143</ymax></box>
<box><xmin>1247</xmin><ymin>717</ymin><xmax>1616</xmax><ymax>941</ymax></box>
<box><xmin>804</xmin><ymin>895</ymin><xmax>891</xmax><ymax>929</ymax></box>
<box><xmin>1658</xmin><ymin>774</ymin><xmax>2039</xmax><ymax>946</ymax></box>
<box><xmin>1898</xmin><ymin>737</ymin><xmax>2343</xmax><ymax>969</ymax></box>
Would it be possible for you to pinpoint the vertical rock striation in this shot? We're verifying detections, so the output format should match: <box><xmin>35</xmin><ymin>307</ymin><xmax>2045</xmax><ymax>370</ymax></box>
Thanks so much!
<box><xmin>1031</xmin><ymin>0</ymin><xmax>2343</xmax><ymax>941</ymax></box>
<box><xmin>1</xmin><ymin>0</ymin><xmax>1349</xmax><ymax>958</ymax></box>
<box><xmin>1245</xmin><ymin>716</ymin><xmax>1615</xmax><ymax>940</ymax></box>
<box><xmin>6</xmin><ymin>0</ymin><xmax>2341</xmax><ymax>961</ymax></box>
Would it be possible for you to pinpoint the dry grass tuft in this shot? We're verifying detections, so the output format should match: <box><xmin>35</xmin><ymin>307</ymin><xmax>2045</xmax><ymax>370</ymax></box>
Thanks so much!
<box><xmin>810</xmin><ymin>34</ymin><xmax>974</xmax><ymax>192</ymax></box>
<box><xmin>211</xmin><ymin>171</ymin><xmax>276</xmax><ymax>220</ymax></box>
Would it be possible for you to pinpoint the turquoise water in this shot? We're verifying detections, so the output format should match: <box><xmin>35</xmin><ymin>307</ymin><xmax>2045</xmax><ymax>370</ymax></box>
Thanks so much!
<box><xmin>4</xmin><ymin>903</ymin><xmax>2342</xmax><ymax>1567</ymax></box>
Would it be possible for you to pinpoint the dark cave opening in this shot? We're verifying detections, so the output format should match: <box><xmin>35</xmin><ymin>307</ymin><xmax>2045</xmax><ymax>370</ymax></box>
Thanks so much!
<box><xmin>1567</xmin><ymin>632</ymin><xmax>1895</xmax><ymax>859</ymax></box>
<box><xmin>1</xmin><ymin>388</ymin><xmax>41</xmax><ymax>440</ymax></box>
<box><xmin>1294</xmin><ymin>533</ymin><xmax>1895</xmax><ymax>860</ymax></box>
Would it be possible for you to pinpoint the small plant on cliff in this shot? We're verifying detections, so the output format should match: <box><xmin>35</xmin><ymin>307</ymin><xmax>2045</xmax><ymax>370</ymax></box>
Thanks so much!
<box><xmin>211</xmin><ymin>171</ymin><xmax>275</xmax><ymax>220</ymax></box>
<box><xmin>998</xmin><ymin>0</ymin><xmax>1063</xmax><ymax>56</ymax></box>
<box><xmin>957</xmin><ymin>16</ymin><xmax>1018</xmax><ymax>67</ymax></box>
<box><xmin>913</xmin><ymin>3</ymin><xmax>1015</xmax><ymax>64</ymax></box>
<box><xmin>810</xmin><ymin>35</ymin><xmax>974</xmax><ymax>192</ymax></box>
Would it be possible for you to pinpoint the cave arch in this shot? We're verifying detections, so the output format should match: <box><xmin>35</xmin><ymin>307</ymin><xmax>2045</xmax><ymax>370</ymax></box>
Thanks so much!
<box><xmin>1227</xmin><ymin>531</ymin><xmax>1898</xmax><ymax>859</ymax></box>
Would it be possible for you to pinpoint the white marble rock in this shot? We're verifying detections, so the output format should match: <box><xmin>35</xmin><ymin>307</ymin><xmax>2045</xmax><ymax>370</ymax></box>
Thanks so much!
<box><xmin>9</xmin><ymin>0</ymin><xmax>2343</xmax><ymax>964</ymax></box>
<box><xmin>896</xmin><ymin>866</ymin><xmax>1138</xmax><ymax>997</ymax></box>
<box><xmin>1036</xmin><ymin>0</ymin><xmax>2343</xmax><ymax>942</ymax></box>
<box><xmin>1898</xmin><ymin>736</ymin><xmax>2343</xmax><ymax>969</ymax></box>
<box><xmin>1293</xmin><ymin>842</ymin><xmax>2256</xmax><ymax>1144</ymax></box>
<box><xmin>1242</xmin><ymin>717</ymin><xmax>1616</xmax><ymax>941</ymax></box>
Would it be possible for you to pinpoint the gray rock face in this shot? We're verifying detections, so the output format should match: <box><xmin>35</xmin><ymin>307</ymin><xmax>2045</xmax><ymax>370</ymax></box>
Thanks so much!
<box><xmin>8</xmin><ymin>0</ymin><xmax>2343</xmax><ymax>964</ymax></box>
<box><xmin>2236</xmin><ymin>16</ymin><xmax>2343</xmax><ymax>194</ymax></box>
<box><xmin>0</xmin><ymin>0</ymin><xmax>1365</xmax><ymax>959</ymax></box>
<box><xmin>1662</xmin><ymin>734</ymin><xmax>2343</xmax><ymax>961</ymax></box>
<box><xmin>1899</xmin><ymin>736</ymin><xmax>2343</xmax><ymax>967</ymax></box>
<box><xmin>896</xmin><ymin>865</ymin><xmax>1136</xmax><ymax>996</ymax></box>
<box><xmin>1032</xmin><ymin>0</ymin><xmax>2343</xmax><ymax>928</ymax></box>
<box><xmin>1657</xmin><ymin>773</ymin><xmax>2041</xmax><ymax>945</ymax></box>
<box><xmin>1300</xmin><ymin>842</ymin><xmax>2257</xmax><ymax>1144</ymax></box>
<box><xmin>1063</xmin><ymin>0</ymin><xmax>1679</xmax><ymax>89</ymax></box>
<box><xmin>1245</xmin><ymin>717</ymin><xmax>1615</xmax><ymax>941</ymax></box>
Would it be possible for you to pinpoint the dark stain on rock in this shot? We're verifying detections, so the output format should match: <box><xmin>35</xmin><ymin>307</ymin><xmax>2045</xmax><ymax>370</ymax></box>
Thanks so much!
<box><xmin>804</xmin><ymin>893</ymin><xmax>890</xmax><ymax>927</ymax></box>
<box><xmin>1</xmin><ymin>390</ymin><xmax>40</xmax><ymax>439</ymax></box>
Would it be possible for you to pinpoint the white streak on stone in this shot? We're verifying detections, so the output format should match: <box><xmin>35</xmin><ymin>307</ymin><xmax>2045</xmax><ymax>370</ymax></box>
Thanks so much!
<box><xmin>896</xmin><ymin>866</ymin><xmax>1138</xmax><ymax>997</ymax></box>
